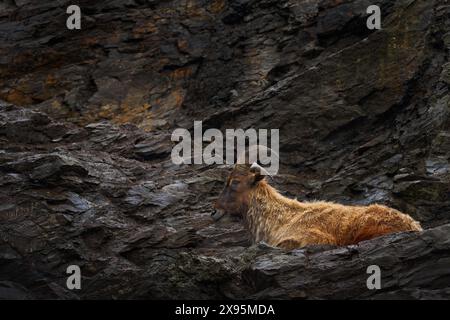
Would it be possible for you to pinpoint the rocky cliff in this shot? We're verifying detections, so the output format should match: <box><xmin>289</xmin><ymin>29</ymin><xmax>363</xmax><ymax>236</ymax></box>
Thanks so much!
<box><xmin>1</xmin><ymin>0</ymin><xmax>450</xmax><ymax>299</ymax></box>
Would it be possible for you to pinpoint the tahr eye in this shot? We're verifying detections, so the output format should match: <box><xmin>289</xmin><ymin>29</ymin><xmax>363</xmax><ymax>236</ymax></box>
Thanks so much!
<box><xmin>230</xmin><ymin>180</ymin><xmax>239</xmax><ymax>190</ymax></box>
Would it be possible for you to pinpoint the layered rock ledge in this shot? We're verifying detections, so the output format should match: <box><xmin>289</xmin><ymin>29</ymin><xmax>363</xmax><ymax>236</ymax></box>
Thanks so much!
<box><xmin>1</xmin><ymin>0</ymin><xmax>450</xmax><ymax>299</ymax></box>
<box><xmin>1</xmin><ymin>103</ymin><xmax>450</xmax><ymax>299</ymax></box>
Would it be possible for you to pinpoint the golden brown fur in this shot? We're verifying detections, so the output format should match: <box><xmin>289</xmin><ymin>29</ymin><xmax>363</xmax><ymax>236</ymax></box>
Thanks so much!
<box><xmin>214</xmin><ymin>165</ymin><xmax>422</xmax><ymax>250</ymax></box>
<box><xmin>245</xmin><ymin>181</ymin><xmax>422</xmax><ymax>249</ymax></box>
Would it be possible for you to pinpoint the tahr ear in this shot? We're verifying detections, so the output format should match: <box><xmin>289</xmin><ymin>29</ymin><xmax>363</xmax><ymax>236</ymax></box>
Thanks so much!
<box><xmin>250</xmin><ymin>163</ymin><xmax>265</xmax><ymax>183</ymax></box>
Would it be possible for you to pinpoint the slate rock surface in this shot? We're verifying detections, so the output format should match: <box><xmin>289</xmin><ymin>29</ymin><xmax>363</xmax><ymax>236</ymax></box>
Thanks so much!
<box><xmin>1</xmin><ymin>0</ymin><xmax>450</xmax><ymax>299</ymax></box>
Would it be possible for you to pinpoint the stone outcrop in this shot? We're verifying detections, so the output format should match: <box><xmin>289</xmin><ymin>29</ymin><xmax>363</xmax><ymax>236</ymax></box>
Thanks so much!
<box><xmin>1</xmin><ymin>0</ymin><xmax>450</xmax><ymax>299</ymax></box>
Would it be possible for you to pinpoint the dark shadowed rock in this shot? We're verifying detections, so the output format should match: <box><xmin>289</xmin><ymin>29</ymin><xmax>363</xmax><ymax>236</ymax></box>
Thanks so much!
<box><xmin>0</xmin><ymin>0</ymin><xmax>450</xmax><ymax>299</ymax></box>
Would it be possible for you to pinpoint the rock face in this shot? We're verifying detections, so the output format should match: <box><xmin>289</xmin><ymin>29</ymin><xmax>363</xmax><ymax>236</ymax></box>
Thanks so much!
<box><xmin>1</xmin><ymin>0</ymin><xmax>450</xmax><ymax>299</ymax></box>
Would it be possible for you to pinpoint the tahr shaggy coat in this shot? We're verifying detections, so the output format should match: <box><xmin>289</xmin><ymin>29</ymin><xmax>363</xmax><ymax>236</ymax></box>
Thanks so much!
<box><xmin>214</xmin><ymin>164</ymin><xmax>422</xmax><ymax>250</ymax></box>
